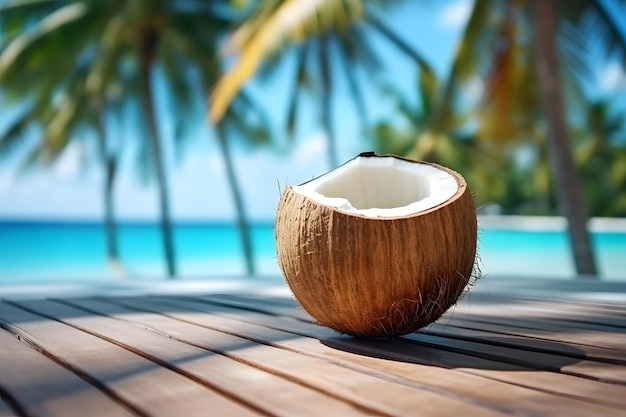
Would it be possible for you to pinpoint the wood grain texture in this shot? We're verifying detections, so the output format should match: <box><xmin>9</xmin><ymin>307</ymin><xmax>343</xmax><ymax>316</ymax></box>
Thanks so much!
<box><xmin>202</xmin><ymin>293</ymin><xmax>626</xmax><ymax>365</ymax></box>
<box><xmin>424</xmin><ymin>321</ymin><xmax>626</xmax><ymax>364</ymax></box>
<box><xmin>191</xmin><ymin>294</ymin><xmax>626</xmax><ymax>411</ymax></box>
<box><xmin>2</xmin><ymin>278</ymin><xmax>626</xmax><ymax>417</ymax></box>
<box><xmin>112</xmin><ymin>295</ymin><xmax>626</xmax><ymax>416</ymax></box>
<box><xmin>0</xmin><ymin>300</ymin><xmax>261</xmax><ymax>417</ymax></box>
<box><xmin>461</xmin><ymin>295</ymin><xmax>626</xmax><ymax>328</ymax></box>
<box><xmin>55</xmin><ymin>298</ymin><xmax>371</xmax><ymax>417</ymax></box>
<box><xmin>442</xmin><ymin>301</ymin><xmax>626</xmax><ymax>346</ymax></box>
<box><xmin>401</xmin><ymin>332</ymin><xmax>626</xmax><ymax>383</ymax></box>
<box><xmin>206</xmin><ymin>293</ymin><xmax>626</xmax><ymax>362</ymax></box>
<box><xmin>91</xmin><ymin>297</ymin><xmax>513</xmax><ymax>417</ymax></box>
<box><xmin>0</xmin><ymin>326</ymin><xmax>133</xmax><ymax>417</ymax></box>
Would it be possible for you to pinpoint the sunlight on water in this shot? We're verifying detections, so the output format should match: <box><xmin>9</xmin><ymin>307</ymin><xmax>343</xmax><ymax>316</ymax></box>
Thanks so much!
<box><xmin>0</xmin><ymin>221</ymin><xmax>624</xmax><ymax>282</ymax></box>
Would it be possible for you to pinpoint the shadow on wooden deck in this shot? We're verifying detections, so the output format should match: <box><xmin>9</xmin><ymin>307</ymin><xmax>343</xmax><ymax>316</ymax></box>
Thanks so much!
<box><xmin>2</xmin><ymin>279</ymin><xmax>626</xmax><ymax>417</ymax></box>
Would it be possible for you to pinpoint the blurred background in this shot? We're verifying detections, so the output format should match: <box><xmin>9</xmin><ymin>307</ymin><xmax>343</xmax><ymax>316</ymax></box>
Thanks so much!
<box><xmin>0</xmin><ymin>0</ymin><xmax>625</xmax><ymax>282</ymax></box>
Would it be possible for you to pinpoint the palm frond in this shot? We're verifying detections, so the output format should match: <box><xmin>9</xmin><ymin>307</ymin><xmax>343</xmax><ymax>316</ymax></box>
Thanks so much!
<box><xmin>558</xmin><ymin>22</ymin><xmax>591</xmax><ymax>117</ymax></box>
<box><xmin>0</xmin><ymin>0</ymin><xmax>62</xmax><ymax>39</ymax></box>
<box><xmin>0</xmin><ymin>2</ymin><xmax>109</xmax><ymax>94</ymax></box>
<box><xmin>0</xmin><ymin>2</ymin><xmax>89</xmax><ymax>78</ymax></box>
<box><xmin>163</xmin><ymin>25</ymin><xmax>220</xmax><ymax>82</ymax></box>
<box><xmin>372</xmin><ymin>120</ymin><xmax>416</xmax><ymax>156</ymax></box>
<box><xmin>85</xmin><ymin>15</ymin><xmax>126</xmax><ymax>96</ymax></box>
<box><xmin>217</xmin><ymin>91</ymin><xmax>271</xmax><ymax>149</ymax></box>
<box><xmin>319</xmin><ymin>33</ymin><xmax>337</xmax><ymax>167</ymax></box>
<box><xmin>365</xmin><ymin>12</ymin><xmax>432</xmax><ymax>73</ymax></box>
<box><xmin>434</xmin><ymin>0</ymin><xmax>499</xmax><ymax>130</ymax></box>
<box><xmin>0</xmin><ymin>107</ymin><xmax>36</xmax><ymax>158</ymax></box>
<box><xmin>0</xmin><ymin>0</ymin><xmax>62</xmax><ymax>12</ymax></box>
<box><xmin>336</xmin><ymin>30</ymin><xmax>368</xmax><ymax>128</ymax></box>
<box><xmin>210</xmin><ymin>0</ymin><xmax>364</xmax><ymax>122</ymax></box>
<box><xmin>17</xmin><ymin>143</ymin><xmax>46</xmax><ymax>173</ymax></box>
<box><xmin>234</xmin><ymin>89</ymin><xmax>272</xmax><ymax>143</ymax></box>
<box><xmin>285</xmin><ymin>43</ymin><xmax>309</xmax><ymax>139</ymax></box>
<box><xmin>159</xmin><ymin>42</ymin><xmax>200</xmax><ymax>143</ymax></box>
<box><xmin>418</xmin><ymin>65</ymin><xmax>439</xmax><ymax>120</ymax></box>
<box><xmin>587</xmin><ymin>0</ymin><xmax>626</xmax><ymax>66</ymax></box>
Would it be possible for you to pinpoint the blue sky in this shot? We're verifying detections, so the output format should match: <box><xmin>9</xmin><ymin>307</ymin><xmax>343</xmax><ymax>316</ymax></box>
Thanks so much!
<box><xmin>1</xmin><ymin>0</ymin><xmax>625</xmax><ymax>222</ymax></box>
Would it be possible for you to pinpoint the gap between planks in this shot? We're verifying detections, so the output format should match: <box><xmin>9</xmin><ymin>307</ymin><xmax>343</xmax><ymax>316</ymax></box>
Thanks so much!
<box><xmin>0</xmin><ymin>300</ymin><xmax>265</xmax><ymax>417</ymax></box>
<box><xmin>178</xmin><ymin>294</ymin><xmax>626</xmax><ymax>406</ymax></box>
<box><xmin>206</xmin><ymin>293</ymin><xmax>626</xmax><ymax>361</ymax></box>
<box><xmin>0</xmin><ymin>321</ymin><xmax>136</xmax><ymax>417</ymax></box>
<box><xmin>88</xmin><ymin>295</ymin><xmax>626</xmax><ymax>415</ymax></box>
<box><xmin>54</xmin><ymin>297</ymin><xmax>512</xmax><ymax>417</ymax></box>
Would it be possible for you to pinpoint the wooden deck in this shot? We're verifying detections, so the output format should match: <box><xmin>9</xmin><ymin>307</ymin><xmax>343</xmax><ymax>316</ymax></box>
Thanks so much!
<box><xmin>1</xmin><ymin>276</ymin><xmax>625</xmax><ymax>417</ymax></box>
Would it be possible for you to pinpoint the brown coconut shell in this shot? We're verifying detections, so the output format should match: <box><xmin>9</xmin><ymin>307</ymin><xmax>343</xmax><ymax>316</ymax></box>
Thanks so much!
<box><xmin>275</xmin><ymin>153</ymin><xmax>478</xmax><ymax>339</ymax></box>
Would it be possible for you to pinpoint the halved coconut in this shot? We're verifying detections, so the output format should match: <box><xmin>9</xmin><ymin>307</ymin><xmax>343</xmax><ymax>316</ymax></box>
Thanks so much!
<box><xmin>275</xmin><ymin>152</ymin><xmax>478</xmax><ymax>338</ymax></box>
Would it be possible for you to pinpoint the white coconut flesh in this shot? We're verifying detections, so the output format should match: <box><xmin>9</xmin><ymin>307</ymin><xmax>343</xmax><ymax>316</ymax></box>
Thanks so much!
<box><xmin>293</xmin><ymin>155</ymin><xmax>458</xmax><ymax>218</ymax></box>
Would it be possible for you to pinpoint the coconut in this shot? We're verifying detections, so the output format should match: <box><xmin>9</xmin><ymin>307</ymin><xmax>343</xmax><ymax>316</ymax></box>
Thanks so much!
<box><xmin>275</xmin><ymin>152</ymin><xmax>478</xmax><ymax>339</ymax></box>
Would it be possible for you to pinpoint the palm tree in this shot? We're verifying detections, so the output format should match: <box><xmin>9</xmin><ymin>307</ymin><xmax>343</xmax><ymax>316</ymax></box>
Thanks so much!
<box><xmin>94</xmin><ymin>98</ymin><xmax>122</xmax><ymax>271</ymax></box>
<box><xmin>214</xmin><ymin>95</ymin><xmax>270</xmax><ymax>275</ymax></box>
<box><xmin>370</xmin><ymin>66</ymin><xmax>467</xmax><ymax>161</ymax></box>
<box><xmin>370</xmin><ymin>69</ymin><xmax>506</xmax><ymax>211</ymax></box>
<box><xmin>577</xmin><ymin>99</ymin><xmax>626</xmax><ymax>217</ymax></box>
<box><xmin>443</xmin><ymin>0</ymin><xmax>626</xmax><ymax>276</ymax></box>
<box><xmin>0</xmin><ymin>0</ymin><xmax>240</xmax><ymax>278</ymax></box>
<box><xmin>532</xmin><ymin>1</ymin><xmax>597</xmax><ymax>275</ymax></box>
<box><xmin>0</xmin><ymin>46</ymin><xmax>124</xmax><ymax>271</ymax></box>
<box><xmin>209</xmin><ymin>0</ymin><xmax>435</xmax><ymax>168</ymax></box>
<box><xmin>212</xmin><ymin>0</ymin><xmax>626</xmax><ymax>277</ymax></box>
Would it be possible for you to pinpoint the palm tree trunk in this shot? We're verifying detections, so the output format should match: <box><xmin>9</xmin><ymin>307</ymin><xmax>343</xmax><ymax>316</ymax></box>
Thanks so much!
<box><xmin>215</xmin><ymin>123</ymin><xmax>256</xmax><ymax>276</ymax></box>
<box><xmin>104</xmin><ymin>156</ymin><xmax>119</xmax><ymax>262</ymax></box>
<box><xmin>320</xmin><ymin>36</ymin><xmax>338</xmax><ymax>168</ymax></box>
<box><xmin>321</xmin><ymin>88</ymin><xmax>338</xmax><ymax>168</ymax></box>
<box><xmin>94</xmin><ymin>98</ymin><xmax>120</xmax><ymax>270</ymax></box>
<box><xmin>139</xmin><ymin>27</ymin><xmax>177</xmax><ymax>278</ymax></box>
<box><xmin>532</xmin><ymin>1</ymin><xmax>598</xmax><ymax>276</ymax></box>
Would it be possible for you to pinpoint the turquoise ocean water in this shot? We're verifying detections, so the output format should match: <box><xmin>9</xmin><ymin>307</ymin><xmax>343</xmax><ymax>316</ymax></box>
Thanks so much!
<box><xmin>0</xmin><ymin>221</ymin><xmax>624</xmax><ymax>282</ymax></box>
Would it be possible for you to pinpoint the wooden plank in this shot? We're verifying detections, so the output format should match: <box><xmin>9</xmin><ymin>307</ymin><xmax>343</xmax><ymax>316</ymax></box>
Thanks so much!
<box><xmin>107</xmin><ymin>296</ymin><xmax>626</xmax><ymax>416</ymax></box>
<box><xmin>468</xmin><ymin>278</ymin><xmax>626</xmax><ymax>305</ymax></box>
<box><xmin>207</xmin><ymin>294</ymin><xmax>626</xmax><ymax>365</ymax></box>
<box><xmin>218</xmin><ymin>293</ymin><xmax>626</xmax><ymax>333</ymax></box>
<box><xmin>442</xmin><ymin>303</ymin><xmax>626</xmax><ymax>350</ymax></box>
<box><xmin>449</xmin><ymin>295</ymin><xmax>626</xmax><ymax>322</ymax></box>
<box><xmin>68</xmin><ymin>297</ymin><xmax>518</xmax><ymax>417</ymax></box>
<box><xmin>0</xmin><ymin>301</ymin><xmax>261</xmax><ymax>417</ymax></box>
<box><xmin>204</xmin><ymin>294</ymin><xmax>312</xmax><ymax>321</ymax></box>
<box><xmin>0</xmin><ymin>327</ymin><xmax>134</xmax><ymax>417</ymax></box>
<box><xmin>34</xmin><ymin>299</ymin><xmax>372</xmax><ymax>417</ymax></box>
<box><xmin>211</xmin><ymin>293</ymin><xmax>626</xmax><ymax>368</ymax></box>
<box><xmin>402</xmin><ymin>330</ymin><xmax>626</xmax><ymax>383</ymax></box>
<box><xmin>202</xmin><ymin>293</ymin><xmax>626</xmax><ymax>365</ymax></box>
<box><xmin>470</xmin><ymin>294</ymin><xmax>626</xmax><ymax>326</ymax></box>
<box><xmin>451</xmin><ymin>294</ymin><xmax>626</xmax><ymax>326</ymax></box>
<box><xmin>423</xmin><ymin>322</ymin><xmax>626</xmax><ymax>364</ymax></box>
<box><xmin>180</xmin><ymin>295</ymin><xmax>626</xmax><ymax>411</ymax></box>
